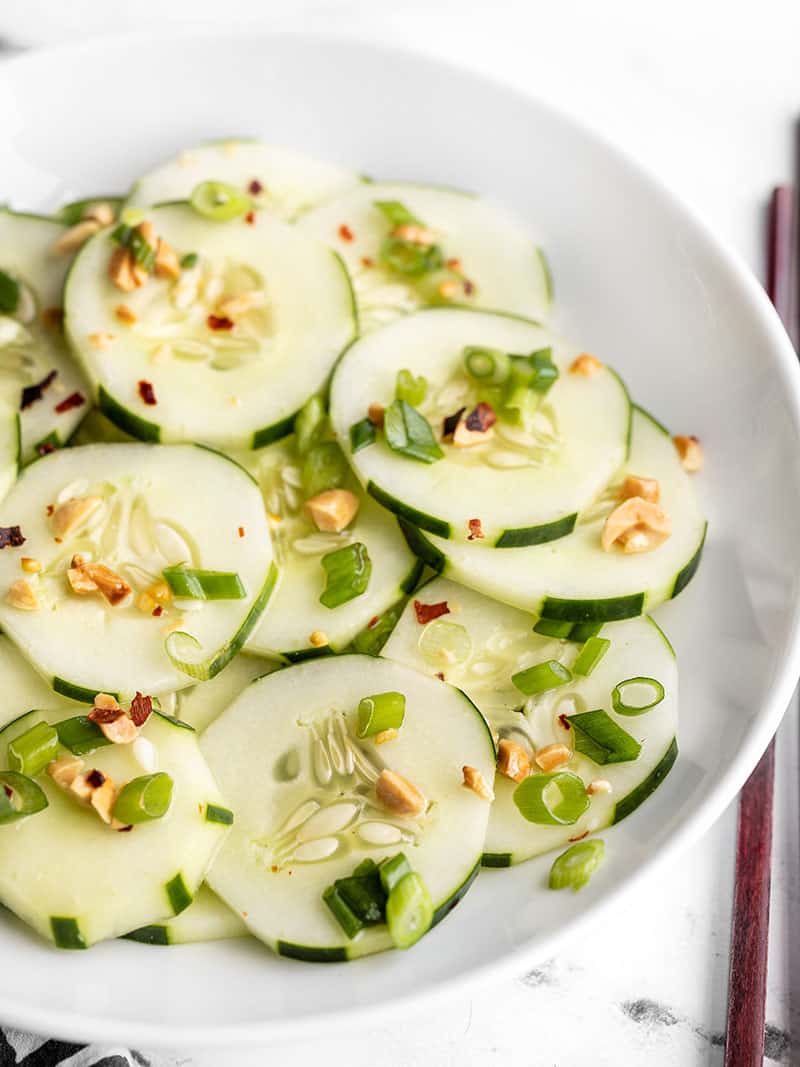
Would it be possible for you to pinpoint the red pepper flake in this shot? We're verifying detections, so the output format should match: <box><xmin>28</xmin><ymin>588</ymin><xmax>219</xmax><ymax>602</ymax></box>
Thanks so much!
<box><xmin>442</xmin><ymin>407</ymin><xmax>466</xmax><ymax>441</ymax></box>
<box><xmin>89</xmin><ymin>706</ymin><xmax>123</xmax><ymax>725</ymax></box>
<box><xmin>117</xmin><ymin>824</ymin><xmax>134</xmax><ymax>833</ymax></box>
<box><xmin>465</xmin><ymin>402</ymin><xmax>497</xmax><ymax>433</ymax></box>
<box><xmin>238</xmin><ymin>526</ymin><xmax>245</xmax><ymax>538</ymax></box>
<box><xmin>21</xmin><ymin>369</ymin><xmax>58</xmax><ymax>410</ymax></box>
<box><xmin>0</xmin><ymin>526</ymin><xmax>25</xmax><ymax>549</ymax></box>
<box><xmin>54</xmin><ymin>391</ymin><xmax>85</xmax><ymax>414</ymax></box>
<box><xmin>338</xmin><ymin>223</ymin><xmax>354</xmax><ymax>242</ymax></box>
<box><xmin>463</xmin><ymin>278</ymin><xmax>476</xmax><ymax>297</ymax></box>
<box><xmin>129</xmin><ymin>691</ymin><xmax>153</xmax><ymax>727</ymax></box>
<box><xmin>435</xmin><ymin>671</ymin><xmax>445</xmax><ymax>681</ymax></box>
<box><xmin>568</xmin><ymin>830</ymin><xmax>590</xmax><ymax>843</ymax></box>
<box><xmin>413</xmin><ymin>599</ymin><xmax>450</xmax><ymax>624</ymax></box>
<box><xmin>468</xmin><ymin>518</ymin><xmax>484</xmax><ymax>540</ymax></box>
<box><xmin>244</xmin><ymin>209</ymin><xmax>256</xmax><ymax>225</ymax></box>
<box><xmin>46</xmin><ymin>504</ymin><xmax>54</xmax><ymax>517</ymax></box>
<box><xmin>152</xmin><ymin>605</ymin><xmax>163</xmax><ymax>617</ymax></box>
<box><xmin>446</xmin><ymin>257</ymin><xmax>462</xmax><ymax>271</ymax></box>
<box><xmin>36</xmin><ymin>439</ymin><xmax>57</xmax><ymax>457</ymax></box>
<box><xmin>248</xmin><ymin>179</ymin><xmax>263</xmax><ymax>195</ymax></box>
<box><xmin>360</xmin><ymin>256</ymin><xmax>374</xmax><ymax>268</ymax></box>
<box><xmin>207</xmin><ymin>314</ymin><xmax>235</xmax><ymax>332</ymax></box>
<box><xmin>558</xmin><ymin>713</ymin><xmax>571</xmax><ymax>731</ymax></box>
<box><xmin>86</xmin><ymin>769</ymin><xmax>106</xmax><ymax>788</ymax></box>
<box><xmin>3</xmin><ymin>784</ymin><xmax>12</xmax><ymax>798</ymax></box>
<box><xmin>367</xmin><ymin>615</ymin><xmax>379</xmax><ymax>630</ymax></box>
<box><xmin>138</xmin><ymin>380</ymin><xmax>157</xmax><ymax>406</ymax></box>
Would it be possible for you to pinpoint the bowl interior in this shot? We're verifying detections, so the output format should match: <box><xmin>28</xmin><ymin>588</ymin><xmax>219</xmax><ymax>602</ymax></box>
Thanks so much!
<box><xmin>1</xmin><ymin>31</ymin><xmax>799</xmax><ymax>1047</ymax></box>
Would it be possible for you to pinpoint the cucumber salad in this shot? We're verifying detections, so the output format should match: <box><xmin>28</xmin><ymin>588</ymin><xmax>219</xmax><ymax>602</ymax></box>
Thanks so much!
<box><xmin>0</xmin><ymin>139</ymin><xmax>706</xmax><ymax>960</ymax></box>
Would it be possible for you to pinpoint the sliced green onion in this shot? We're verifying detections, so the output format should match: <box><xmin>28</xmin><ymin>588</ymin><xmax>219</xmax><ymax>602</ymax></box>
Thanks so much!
<box><xmin>379</xmin><ymin>235</ymin><xmax>443</xmax><ymax>277</ymax></box>
<box><xmin>567</xmin><ymin>710</ymin><xmax>641</xmax><ymax>764</ymax></box>
<box><xmin>379</xmin><ymin>852</ymin><xmax>413</xmax><ymax>894</ymax></box>
<box><xmin>294</xmin><ymin>395</ymin><xmax>327</xmax><ymax>457</ymax></box>
<box><xmin>572</xmin><ymin>637</ymin><xmax>611</xmax><ymax>677</ymax></box>
<box><xmin>111</xmin><ymin>223</ymin><xmax>156</xmax><ymax>271</ymax></box>
<box><xmin>349</xmin><ymin>417</ymin><xmax>377</xmax><ymax>454</ymax></box>
<box><xmin>0</xmin><ymin>269</ymin><xmax>20</xmax><ymax>314</ymax></box>
<box><xmin>357</xmin><ymin>691</ymin><xmax>405</xmax><ymax>738</ymax></box>
<box><xmin>463</xmin><ymin>346</ymin><xmax>511</xmax><ymax>385</ymax></box>
<box><xmin>384</xmin><ymin>399</ymin><xmax>443</xmax><ymax>464</ymax></box>
<box><xmin>162</xmin><ymin>565</ymin><xmax>246</xmax><ymax>601</ymax></box>
<box><xmin>512</xmin><ymin>659</ymin><xmax>572</xmax><ymax>696</ymax></box>
<box><xmin>55</xmin><ymin>715</ymin><xmax>112</xmax><ymax>756</ymax></box>
<box><xmin>320</xmin><ymin>542</ymin><xmax>372</xmax><ymax>608</ymax></box>
<box><xmin>336</xmin><ymin>869</ymin><xmax>386</xmax><ymax>924</ymax></box>
<box><xmin>395</xmin><ymin>368</ymin><xmax>428</xmax><ymax>406</ymax></box>
<box><xmin>549</xmin><ymin>839</ymin><xmax>605</xmax><ymax>891</ymax></box>
<box><xmin>533</xmin><ymin>618</ymin><xmax>574</xmax><ymax>639</ymax></box>
<box><xmin>323</xmin><ymin>885</ymin><xmax>364</xmax><ymax>939</ymax></box>
<box><xmin>179</xmin><ymin>252</ymin><xmax>198</xmax><ymax>269</ymax></box>
<box><xmin>350</xmin><ymin>600</ymin><xmax>404</xmax><ymax>656</ymax></box>
<box><xmin>611</xmin><ymin>677</ymin><xmax>665</xmax><ymax>716</ymax></box>
<box><xmin>112</xmin><ymin>773</ymin><xmax>174</xmax><ymax>825</ymax></box>
<box><xmin>302</xmin><ymin>441</ymin><xmax>348</xmax><ymax>496</ymax></box>
<box><xmin>569</xmin><ymin>621</ymin><xmax>604</xmax><ymax>642</ymax></box>
<box><xmin>418</xmin><ymin>619</ymin><xmax>472</xmax><ymax>666</ymax></box>
<box><xmin>373</xmin><ymin>199</ymin><xmax>422</xmax><ymax>228</ymax></box>
<box><xmin>190</xmin><ymin>180</ymin><xmax>252</xmax><ymax>221</ymax></box>
<box><xmin>205</xmin><ymin>803</ymin><xmax>234</xmax><ymax>825</ymax></box>
<box><xmin>0</xmin><ymin>771</ymin><xmax>49</xmax><ymax>825</ymax></box>
<box><xmin>513</xmin><ymin>771</ymin><xmax>590</xmax><ymax>825</ymax></box>
<box><xmin>386</xmin><ymin>871</ymin><xmax>433</xmax><ymax>949</ymax></box>
<box><xmin>7</xmin><ymin>721</ymin><xmax>59</xmax><ymax>777</ymax></box>
<box><xmin>528</xmin><ymin>348</ymin><xmax>559</xmax><ymax>393</ymax></box>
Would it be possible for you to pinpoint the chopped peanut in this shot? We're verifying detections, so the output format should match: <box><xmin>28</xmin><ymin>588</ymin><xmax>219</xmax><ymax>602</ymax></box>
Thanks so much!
<box><xmin>148</xmin><ymin>580</ymin><xmax>172</xmax><ymax>605</ymax></box>
<box><xmin>534</xmin><ymin>743</ymin><xmax>572</xmax><ymax>772</ymax></box>
<box><xmin>218</xmin><ymin>290</ymin><xmax>265</xmax><ymax>317</ymax></box>
<box><xmin>587</xmin><ymin>778</ymin><xmax>613</xmax><ymax>796</ymax></box>
<box><xmin>5</xmin><ymin>579</ymin><xmax>38</xmax><ymax>611</ymax></box>
<box><xmin>52</xmin><ymin>495</ymin><xmax>102</xmax><ymax>539</ymax></box>
<box><xmin>367</xmin><ymin>403</ymin><xmax>385</xmax><ymax>427</ymax></box>
<box><xmin>47</xmin><ymin>754</ymin><xmax>84</xmax><ymax>789</ymax></box>
<box><xmin>673</xmin><ymin>435</ymin><xmax>703</xmax><ymax>472</ymax></box>
<box><xmin>601</xmin><ymin>496</ymin><xmax>672</xmax><ymax>554</ymax></box>
<box><xmin>462</xmin><ymin>765</ymin><xmax>494</xmax><ymax>801</ymax></box>
<box><xmin>137</xmin><ymin>220</ymin><xmax>158</xmax><ymax>248</ymax></box>
<box><xmin>373</xmin><ymin>729</ymin><xmax>398</xmax><ymax>745</ymax></box>
<box><xmin>52</xmin><ymin>219</ymin><xmax>101</xmax><ymax>255</ymax></box>
<box><xmin>496</xmin><ymin>738</ymin><xmax>532</xmax><ymax>783</ymax></box>
<box><xmin>94</xmin><ymin>693</ymin><xmax>121</xmax><ymax>712</ymax></box>
<box><xmin>20</xmin><ymin>557</ymin><xmax>41</xmax><ymax>574</ymax></box>
<box><xmin>82</xmin><ymin>202</ymin><xmax>116</xmax><ymax>227</ymax></box>
<box><xmin>392</xmin><ymin>222</ymin><xmax>437</xmax><ymax>247</ymax></box>
<box><xmin>79</xmin><ymin>563</ymin><xmax>131</xmax><ymax>606</ymax></box>
<box><xmin>90</xmin><ymin>778</ymin><xmax>119</xmax><ymax>823</ymax></box>
<box><xmin>437</xmin><ymin>279</ymin><xmax>460</xmax><ymax>301</ymax></box>
<box><xmin>109</xmin><ymin>246</ymin><xmax>142</xmax><ymax>292</ymax></box>
<box><xmin>303</xmin><ymin>489</ymin><xmax>360</xmax><ymax>532</ymax></box>
<box><xmin>136</xmin><ymin>592</ymin><xmax>155</xmax><ymax>613</ymax></box>
<box><xmin>570</xmin><ymin>353</ymin><xmax>603</xmax><ymax>376</ymax></box>
<box><xmin>309</xmin><ymin>630</ymin><xmax>329</xmax><ymax>648</ymax></box>
<box><xmin>376</xmin><ymin>769</ymin><xmax>426</xmax><ymax>816</ymax></box>
<box><xmin>620</xmin><ymin>475</ymin><xmax>660</xmax><ymax>504</ymax></box>
<box><xmin>155</xmin><ymin>239</ymin><xmax>181</xmax><ymax>280</ymax></box>
<box><xmin>89</xmin><ymin>331</ymin><xmax>114</xmax><ymax>350</ymax></box>
<box><xmin>115</xmin><ymin>304</ymin><xmax>137</xmax><ymax>325</ymax></box>
<box><xmin>67</xmin><ymin>565</ymin><xmax>99</xmax><ymax>596</ymax></box>
<box><xmin>94</xmin><ymin>712</ymin><xmax>138</xmax><ymax>745</ymax></box>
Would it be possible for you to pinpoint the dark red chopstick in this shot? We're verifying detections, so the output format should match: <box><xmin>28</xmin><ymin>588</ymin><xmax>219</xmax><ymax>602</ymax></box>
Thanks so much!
<box><xmin>723</xmin><ymin>184</ymin><xmax>795</xmax><ymax>1067</ymax></box>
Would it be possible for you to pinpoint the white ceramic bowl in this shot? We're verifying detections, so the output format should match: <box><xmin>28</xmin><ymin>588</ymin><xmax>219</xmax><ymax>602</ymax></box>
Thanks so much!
<box><xmin>1</xmin><ymin>30</ymin><xmax>800</xmax><ymax>1049</ymax></box>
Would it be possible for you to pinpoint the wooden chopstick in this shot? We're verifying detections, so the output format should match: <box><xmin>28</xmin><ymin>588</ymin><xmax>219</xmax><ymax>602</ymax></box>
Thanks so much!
<box><xmin>723</xmin><ymin>184</ymin><xmax>795</xmax><ymax>1067</ymax></box>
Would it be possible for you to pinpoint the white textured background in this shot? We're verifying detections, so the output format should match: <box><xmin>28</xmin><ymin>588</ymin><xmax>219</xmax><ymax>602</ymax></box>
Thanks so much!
<box><xmin>2</xmin><ymin>1</ymin><xmax>799</xmax><ymax>1062</ymax></box>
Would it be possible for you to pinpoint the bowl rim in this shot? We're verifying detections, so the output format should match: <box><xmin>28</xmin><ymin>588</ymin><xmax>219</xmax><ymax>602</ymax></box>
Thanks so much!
<box><xmin>1</xmin><ymin>25</ymin><xmax>800</xmax><ymax>1049</ymax></box>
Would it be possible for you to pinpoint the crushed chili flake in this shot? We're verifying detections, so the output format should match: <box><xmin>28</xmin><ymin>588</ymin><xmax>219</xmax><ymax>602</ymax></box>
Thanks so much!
<box><xmin>86</xmin><ymin>769</ymin><xmax>106</xmax><ymax>788</ymax></box>
<box><xmin>37</xmin><ymin>439</ymin><xmax>57</xmax><ymax>457</ymax></box>
<box><xmin>21</xmin><ymin>369</ymin><xmax>58</xmax><ymax>410</ymax></box>
<box><xmin>89</xmin><ymin>706</ymin><xmax>123</xmax><ymax>725</ymax></box>
<box><xmin>338</xmin><ymin>223</ymin><xmax>354</xmax><ymax>242</ymax></box>
<box><xmin>465</xmin><ymin>402</ymin><xmax>497</xmax><ymax>433</ymax></box>
<box><xmin>367</xmin><ymin>615</ymin><xmax>379</xmax><ymax>630</ymax></box>
<box><xmin>248</xmin><ymin>179</ymin><xmax>264</xmax><ymax>195</ymax></box>
<box><xmin>129</xmin><ymin>691</ymin><xmax>153</xmax><ymax>727</ymax></box>
<box><xmin>0</xmin><ymin>526</ymin><xmax>25</xmax><ymax>550</ymax></box>
<box><xmin>46</xmin><ymin>504</ymin><xmax>54</xmax><ymax>517</ymax></box>
<box><xmin>238</xmin><ymin>526</ymin><xmax>245</xmax><ymax>538</ymax></box>
<box><xmin>152</xmin><ymin>605</ymin><xmax>163</xmax><ymax>617</ymax></box>
<box><xmin>435</xmin><ymin>671</ymin><xmax>445</xmax><ymax>681</ymax></box>
<box><xmin>207</xmin><ymin>314</ymin><xmax>235</xmax><ymax>332</ymax></box>
<box><xmin>54</xmin><ymin>391</ymin><xmax>85</xmax><ymax>414</ymax></box>
<box><xmin>446</xmin><ymin>257</ymin><xmax>462</xmax><ymax>271</ymax></box>
<box><xmin>568</xmin><ymin>830</ymin><xmax>590</xmax><ymax>843</ymax></box>
<box><xmin>3</xmin><ymin>784</ymin><xmax>12</xmax><ymax>798</ymax></box>
<box><xmin>117</xmin><ymin>824</ymin><xmax>134</xmax><ymax>833</ymax></box>
<box><xmin>138</xmin><ymin>380</ymin><xmax>157</xmax><ymax>406</ymax></box>
<box><xmin>558</xmin><ymin>713</ymin><xmax>571</xmax><ymax>731</ymax></box>
<box><xmin>41</xmin><ymin>306</ymin><xmax>64</xmax><ymax>330</ymax></box>
<box><xmin>413</xmin><ymin>599</ymin><xmax>450</xmax><ymax>625</ymax></box>
<box><xmin>463</xmin><ymin>278</ymin><xmax>476</xmax><ymax>296</ymax></box>
<box><xmin>467</xmin><ymin>518</ymin><xmax>484</xmax><ymax>541</ymax></box>
<box><xmin>360</xmin><ymin>256</ymin><xmax>374</xmax><ymax>268</ymax></box>
<box><xmin>442</xmin><ymin>406</ymin><xmax>466</xmax><ymax>441</ymax></box>
<box><xmin>244</xmin><ymin>209</ymin><xmax>256</xmax><ymax>225</ymax></box>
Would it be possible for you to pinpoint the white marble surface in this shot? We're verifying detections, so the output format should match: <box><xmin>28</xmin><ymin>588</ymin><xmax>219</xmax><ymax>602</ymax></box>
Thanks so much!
<box><xmin>2</xmin><ymin>1</ymin><xmax>799</xmax><ymax>1062</ymax></box>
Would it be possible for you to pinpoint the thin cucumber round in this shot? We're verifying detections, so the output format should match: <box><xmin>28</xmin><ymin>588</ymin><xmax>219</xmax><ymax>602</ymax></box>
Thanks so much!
<box><xmin>201</xmin><ymin>654</ymin><xmax>495</xmax><ymax>960</ymax></box>
<box><xmin>125</xmin><ymin>884</ymin><xmax>248</xmax><ymax>945</ymax></box>
<box><xmin>0</xmin><ymin>443</ymin><xmax>276</xmax><ymax>696</ymax></box>
<box><xmin>402</xmin><ymin>407</ymin><xmax>706</xmax><ymax>619</ymax></box>
<box><xmin>0</xmin><ymin>210</ymin><xmax>91</xmax><ymax>463</ymax></box>
<box><xmin>64</xmin><ymin>203</ymin><xmax>356</xmax><ymax>449</ymax></box>
<box><xmin>330</xmin><ymin>308</ymin><xmax>631</xmax><ymax>545</ymax></box>
<box><xmin>0</xmin><ymin>707</ymin><xmax>229</xmax><ymax>948</ymax></box>
<box><xmin>173</xmin><ymin>653</ymin><xmax>275</xmax><ymax>733</ymax></box>
<box><xmin>239</xmin><ymin>437</ymin><xmax>422</xmax><ymax>660</ymax></box>
<box><xmin>125</xmin><ymin>140</ymin><xmax>359</xmax><ymax>221</ymax></box>
<box><xmin>298</xmin><ymin>181</ymin><xmax>551</xmax><ymax>330</ymax></box>
<box><xmin>382</xmin><ymin>577</ymin><xmax>678</xmax><ymax>865</ymax></box>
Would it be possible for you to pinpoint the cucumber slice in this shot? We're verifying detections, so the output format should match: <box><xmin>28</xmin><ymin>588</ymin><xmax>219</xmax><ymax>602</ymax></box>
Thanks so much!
<box><xmin>0</xmin><ymin>707</ymin><xmax>229</xmax><ymax>948</ymax></box>
<box><xmin>382</xmin><ymin>577</ymin><xmax>677</xmax><ymax>865</ymax></box>
<box><xmin>330</xmin><ymin>308</ymin><xmax>630</xmax><ymax>545</ymax></box>
<box><xmin>64</xmin><ymin>203</ymin><xmax>356</xmax><ymax>449</ymax></box>
<box><xmin>0</xmin><ymin>211</ymin><xmax>91</xmax><ymax>463</ymax></box>
<box><xmin>174</xmin><ymin>653</ymin><xmax>275</xmax><ymax>733</ymax></box>
<box><xmin>403</xmin><ymin>407</ymin><xmax>706</xmax><ymax>619</ymax></box>
<box><xmin>239</xmin><ymin>437</ymin><xmax>422</xmax><ymax>660</ymax></box>
<box><xmin>202</xmin><ymin>654</ymin><xmax>495</xmax><ymax>960</ymax></box>
<box><xmin>125</xmin><ymin>884</ymin><xmax>248</xmax><ymax>945</ymax></box>
<box><xmin>0</xmin><ymin>390</ymin><xmax>19</xmax><ymax>504</ymax></box>
<box><xmin>126</xmin><ymin>140</ymin><xmax>359</xmax><ymax>221</ymax></box>
<box><xmin>0</xmin><ymin>443</ymin><xmax>276</xmax><ymax>696</ymax></box>
<box><xmin>298</xmin><ymin>182</ymin><xmax>550</xmax><ymax>330</ymax></box>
